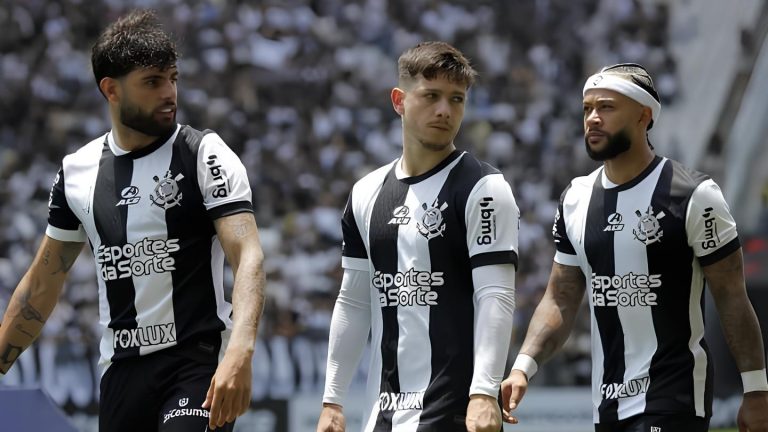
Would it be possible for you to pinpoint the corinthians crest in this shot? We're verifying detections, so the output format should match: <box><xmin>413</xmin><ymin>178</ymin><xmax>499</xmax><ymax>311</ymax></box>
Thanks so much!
<box><xmin>633</xmin><ymin>205</ymin><xmax>665</xmax><ymax>245</ymax></box>
<box><xmin>417</xmin><ymin>199</ymin><xmax>448</xmax><ymax>240</ymax></box>
<box><xmin>150</xmin><ymin>170</ymin><xmax>185</xmax><ymax>209</ymax></box>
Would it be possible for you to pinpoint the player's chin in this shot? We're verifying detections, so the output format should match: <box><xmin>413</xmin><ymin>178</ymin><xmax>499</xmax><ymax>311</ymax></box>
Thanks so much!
<box><xmin>420</xmin><ymin>140</ymin><xmax>452</xmax><ymax>152</ymax></box>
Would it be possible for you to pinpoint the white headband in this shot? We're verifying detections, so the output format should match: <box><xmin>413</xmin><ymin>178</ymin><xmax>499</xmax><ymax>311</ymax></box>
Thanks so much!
<box><xmin>583</xmin><ymin>73</ymin><xmax>661</xmax><ymax>124</ymax></box>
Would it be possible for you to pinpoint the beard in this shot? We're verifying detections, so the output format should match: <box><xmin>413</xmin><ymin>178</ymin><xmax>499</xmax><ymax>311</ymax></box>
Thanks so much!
<box><xmin>120</xmin><ymin>99</ymin><xmax>175</xmax><ymax>137</ymax></box>
<box><xmin>585</xmin><ymin>128</ymin><xmax>632</xmax><ymax>161</ymax></box>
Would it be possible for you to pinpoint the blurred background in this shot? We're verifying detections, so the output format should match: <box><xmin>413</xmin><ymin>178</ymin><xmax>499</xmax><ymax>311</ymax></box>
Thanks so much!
<box><xmin>0</xmin><ymin>0</ymin><xmax>767</xmax><ymax>430</ymax></box>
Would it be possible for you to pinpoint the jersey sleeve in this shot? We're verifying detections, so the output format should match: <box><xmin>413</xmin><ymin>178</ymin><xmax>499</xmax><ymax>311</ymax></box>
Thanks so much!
<box><xmin>465</xmin><ymin>174</ymin><xmax>519</xmax><ymax>270</ymax></box>
<box><xmin>45</xmin><ymin>167</ymin><xmax>87</xmax><ymax>242</ymax></box>
<box><xmin>196</xmin><ymin>133</ymin><xmax>253</xmax><ymax>219</ymax></box>
<box><xmin>341</xmin><ymin>192</ymin><xmax>369</xmax><ymax>271</ymax></box>
<box><xmin>553</xmin><ymin>184</ymin><xmax>579</xmax><ymax>266</ymax></box>
<box><xmin>686</xmin><ymin>179</ymin><xmax>740</xmax><ymax>266</ymax></box>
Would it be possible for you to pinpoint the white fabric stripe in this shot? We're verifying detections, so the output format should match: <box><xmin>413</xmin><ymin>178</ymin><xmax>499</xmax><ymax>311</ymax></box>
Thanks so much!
<box><xmin>363</xmin><ymin>288</ymin><xmax>383</xmax><ymax>432</ymax></box>
<box><xmin>583</xmin><ymin>73</ymin><xmax>661</xmax><ymax>123</ymax></box>
<box><xmin>210</xmin><ymin>236</ymin><xmax>233</xmax><ymax>329</ymax></box>
<box><xmin>559</xmin><ymin>171</ymin><xmax>602</xmax><ymax>422</ymax></box>
<box><xmin>613</xmin><ymin>160</ymin><xmax>666</xmax><ymax>419</ymax></box>
<box><xmin>590</xmin><ymin>295</ymin><xmax>603</xmax><ymax>423</ymax></box>
<box><xmin>61</xmin><ymin>138</ymin><xmax>114</xmax><ymax>374</ymax></box>
<box><xmin>687</xmin><ymin>256</ymin><xmax>708</xmax><ymax>416</ymax></box>
<box><xmin>350</xmin><ymin>163</ymin><xmax>388</xmax><ymax>432</ymax></box>
<box><xmin>129</xmin><ymin>140</ymin><xmax>177</xmax><ymax>356</ymax></box>
<box><xmin>44</xmin><ymin>225</ymin><xmax>86</xmax><ymax>242</ymax></box>
<box><xmin>342</xmin><ymin>256</ymin><xmax>369</xmax><ymax>271</ymax></box>
<box><xmin>391</xmin><ymin>185</ymin><xmax>437</xmax><ymax>428</ymax></box>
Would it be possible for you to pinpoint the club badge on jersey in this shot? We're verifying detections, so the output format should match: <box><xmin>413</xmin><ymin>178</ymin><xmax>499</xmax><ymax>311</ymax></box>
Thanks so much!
<box><xmin>150</xmin><ymin>171</ymin><xmax>185</xmax><ymax>209</ymax></box>
<box><xmin>633</xmin><ymin>206</ymin><xmax>665</xmax><ymax>245</ymax></box>
<box><xmin>417</xmin><ymin>199</ymin><xmax>448</xmax><ymax>240</ymax></box>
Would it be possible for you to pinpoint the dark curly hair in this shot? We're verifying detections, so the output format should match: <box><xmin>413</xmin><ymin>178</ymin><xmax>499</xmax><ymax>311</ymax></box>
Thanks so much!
<box><xmin>91</xmin><ymin>9</ymin><xmax>178</xmax><ymax>96</ymax></box>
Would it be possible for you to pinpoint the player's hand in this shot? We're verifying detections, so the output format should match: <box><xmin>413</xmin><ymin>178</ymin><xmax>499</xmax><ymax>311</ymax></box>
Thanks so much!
<box><xmin>501</xmin><ymin>369</ymin><xmax>528</xmax><ymax>424</ymax></box>
<box><xmin>202</xmin><ymin>346</ymin><xmax>253</xmax><ymax>430</ymax></box>
<box><xmin>738</xmin><ymin>391</ymin><xmax>768</xmax><ymax>432</ymax></box>
<box><xmin>317</xmin><ymin>403</ymin><xmax>346</xmax><ymax>432</ymax></box>
<box><xmin>465</xmin><ymin>394</ymin><xmax>501</xmax><ymax>432</ymax></box>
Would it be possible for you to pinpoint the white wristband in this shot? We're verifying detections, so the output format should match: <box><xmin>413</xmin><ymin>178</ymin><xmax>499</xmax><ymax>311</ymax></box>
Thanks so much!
<box><xmin>742</xmin><ymin>369</ymin><xmax>768</xmax><ymax>393</ymax></box>
<box><xmin>512</xmin><ymin>354</ymin><xmax>538</xmax><ymax>379</ymax></box>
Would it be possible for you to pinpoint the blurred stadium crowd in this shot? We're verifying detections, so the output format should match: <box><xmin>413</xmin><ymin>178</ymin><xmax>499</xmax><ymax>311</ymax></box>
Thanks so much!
<box><xmin>0</xmin><ymin>0</ymin><xmax>681</xmax><ymax>410</ymax></box>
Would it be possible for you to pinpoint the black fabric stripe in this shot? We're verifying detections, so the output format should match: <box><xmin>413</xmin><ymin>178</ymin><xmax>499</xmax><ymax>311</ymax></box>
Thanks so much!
<box><xmin>370</xmin><ymin>167</ymin><xmax>408</xmax><ymax>431</ymax></box>
<box><xmin>167</xmin><ymin>129</ymin><xmax>225</xmax><ymax>343</ymax></box>
<box><xmin>644</xmin><ymin>159</ymin><xmax>713</xmax><ymax>417</ymax></box>
<box><xmin>470</xmin><ymin>250</ymin><xmax>518</xmax><ymax>269</ymax></box>
<box><xmin>342</xmin><ymin>192</ymin><xmax>368</xmax><ymax>260</ymax></box>
<box><xmin>418</xmin><ymin>154</ymin><xmax>480</xmax><ymax>429</ymax></box>
<box><xmin>698</xmin><ymin>237</ymin><xmax>740</xmax><ymax>267</ymax></box>
<box><xmin>118</xmin><ymin>128</ymin><xmax>176</xmax><ymax>159</ymax></box>
<box><xmin>207</xmin><ymin>200</ymin><xmax>253</xmax><ymax>220</ymax></box>
<box><xmin>47</xmin><ymin>166</ymin><xmax>82</xmax><ymax>231</ymax></box>
<box><xmin>553</xmin><ymin>183</ymin><xmax>576</xmax><ymax>255</ymax></box>
<box><xmin>93</xmin><ymin>141</ymin><xmax>140</xmax><ymax>359</ymax></box>
<box><xmin>398</xmin><ymin>150</ymin><xmax>462</xmax><ymax>185</ymax></box>
<box><xmin>585</xmin><ymin>174</ymin><xmax>623</xmax><ymax>422</ymax></box>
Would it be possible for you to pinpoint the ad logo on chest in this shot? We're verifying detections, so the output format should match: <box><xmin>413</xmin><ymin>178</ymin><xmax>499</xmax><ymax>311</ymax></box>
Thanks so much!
<box><xmin>116</xmin><ymin>185</ymin><xmax>141</xmax><ymax>207</ymax></box>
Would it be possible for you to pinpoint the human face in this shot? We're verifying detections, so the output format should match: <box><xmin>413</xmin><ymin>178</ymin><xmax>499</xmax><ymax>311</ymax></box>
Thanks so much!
<box><xmin>396</xmin><ymin>75</ymin><xmax>467</xmax><ymax>152</ymax></box>
<box><xmin>582</xmin><ymin>89</ymin><xmax>644</xmax><ymax>161</ymax></box>
<box><xmin>117</xmin><ymin>66</ymin><xmax>178</xmax><ymax>137</ymax></box>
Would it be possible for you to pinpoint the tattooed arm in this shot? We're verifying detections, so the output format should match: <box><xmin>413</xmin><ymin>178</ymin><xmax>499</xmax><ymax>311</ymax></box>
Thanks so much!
<box><xmin>203</xmin><ymin>211</ymin><xmax>266</xmax><ymax>428</ymax></box>
<box><xmin>705</xmin><ymin>248</ymin><xmax>768</xmax><ymax>430</ymax></box>
<box><xmin>516</xmin><ymin>262</ymin><xmax>587</xmax><ymax>364</ymax></box>
<box><xmin>0</xmin><ymin>235</ymin><xmax>83</xmax><ymax>374</ymax></box>
<box><xmin>501</xmin><ymin>263</ymin><xmax>586</xmax><ymax>423</ymax></box>
<box><xmin>706</xmin><ymin>248</ymin><xmax>765</xmax><ymax>373</ymax></box>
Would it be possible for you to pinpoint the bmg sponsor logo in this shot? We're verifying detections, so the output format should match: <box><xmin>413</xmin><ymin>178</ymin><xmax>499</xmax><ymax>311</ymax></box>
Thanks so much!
<box><xmin>96</xmin><ymin>237</ymin><xmax>180</xmax><ymax>281</ymax></box>
<box><xmin>372</xmin><ymin>268</ymin><xmax>444</xmax><ymax>307</ymax></box>
<box><xmin>206</xmin><ymin>154</ymin><xmax>230</xmax><ymax>198</ymax></box>
<box><xmin>379</xmin><ymin>391</ymin><xmax>424</xmax><ymax>412</ymax></box>
<box><xmin>476</xmin><ymin>197</ymin><xmax>497</xmax><ymax>245</ymax></box>
<box><xmin>701</xmin><ymin>207</ymin><xmax>721</xmax><ymax>250</ymax></box>
<box><xmin>600</xmin><ymin>376</ymin><xmax>650</xmax><ymax>400</ymax></box>
<box><xmin>591</xmin><ymin>272</ymin><xmax>661</xmax><ymax>307</ymax></box>
<box><xmin>113</xmin><ymin>323</ymin><xmax>176</xmax><ymax>349</ymax></box>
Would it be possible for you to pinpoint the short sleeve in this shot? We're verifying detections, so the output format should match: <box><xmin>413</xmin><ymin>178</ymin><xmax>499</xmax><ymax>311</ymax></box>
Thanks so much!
<box><xmin>45</xmin><ymin>167</ymin><xmax>86</xmax><ymax>242</ymax></box>
<box><xmin>465</xmin><ymin>174</ymin><xmax>519</xmax><ymax>270</ymax></box>
<box><xmin>196</xmin><ymin>133</ymin><xmax>253</xmax><ymax>219</ymax></box>
<box><xmin>553</xmin><ymin>184</ymin><xmax>579</xmax><ymax>266</ymax></box>
<box><xmin>686</xmin><ymin>179</ymin><xmax>740</xmax><ymax>266</ymax></box>
<box><xmin>341</xmin><ymin>192</ymin><xmax>368</xmax><ymax>271</ymax></box>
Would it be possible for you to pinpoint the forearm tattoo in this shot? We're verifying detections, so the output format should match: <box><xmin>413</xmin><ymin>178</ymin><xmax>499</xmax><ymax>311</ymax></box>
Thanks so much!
<box><xmin>229</xmin><ymin>221</ymin><xmax>249</xmax><ymax>239</ymax></box>
<box><xmin>15</xmin><ymin>324</ymin><xmax>34</xmax><ymax>338</ymax></box>
<box><xmin>0</xmin><ymin>344</ymin><xmax>22</xmax><ymax>367</ymax></box>
<box><xmin>47</xmin><ymin>243</ymin><xmax>81</xmax><ymax>275</ymax></box>
<box><xmin>18</xmin><ymin>290</ymin><xmax>44</xmax><ymax>324</ymax></box>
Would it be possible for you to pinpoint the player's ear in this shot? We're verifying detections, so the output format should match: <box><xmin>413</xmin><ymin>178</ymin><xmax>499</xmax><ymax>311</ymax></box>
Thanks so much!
<box><xmin>100</xmin><ymin>77</ymin><xmax>120</xmax><ymax>103</ymax></box>
<box><xmin>391</xmin><ymin>87</ymin><xmax>405</xmax><ymax>116</ymax></box>
<box><xmin>639</xmin><ymin>106</ymin><xmax>652</xmax><ymax>129</ymax></box>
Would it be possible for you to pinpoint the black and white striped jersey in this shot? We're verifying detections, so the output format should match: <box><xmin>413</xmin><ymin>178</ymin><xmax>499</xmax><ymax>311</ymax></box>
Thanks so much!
<box><xmin>45</xmin><ymin>124</ymin><xmax>253</xmax><ymax>371</ymax></box>
<box><xmin>342</xmin><ymin>150</ymin><xmax>519</xmax><ymax>431</ymax></box>
<box><xmin>553</xmin><ymin>155</ymin><xmax>740</xmax><ymax>422</ymax></box>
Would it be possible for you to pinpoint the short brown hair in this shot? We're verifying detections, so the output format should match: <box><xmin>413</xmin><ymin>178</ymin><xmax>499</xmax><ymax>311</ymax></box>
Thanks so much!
<box><xmin>397</xmin><ymin>41</ymin><xmax>478</xmax><ymax>88</ymax></box>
